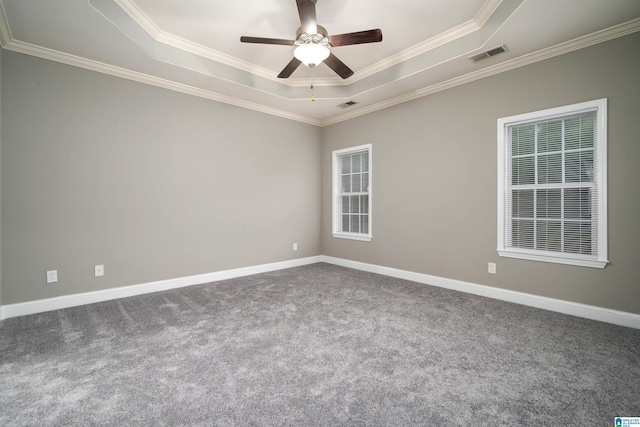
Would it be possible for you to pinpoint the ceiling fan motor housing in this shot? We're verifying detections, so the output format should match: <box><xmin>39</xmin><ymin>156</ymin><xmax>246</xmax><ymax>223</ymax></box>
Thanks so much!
<box><xmin>296</xmin><ymin>25</ymin><xmax>328</xmax><ymax>39</ymax></box>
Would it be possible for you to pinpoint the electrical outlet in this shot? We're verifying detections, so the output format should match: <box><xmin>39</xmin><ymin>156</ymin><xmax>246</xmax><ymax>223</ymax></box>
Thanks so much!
<box><xmin>488</xmin><ymin>262</ymin><xmax>497</xmax><ymax>274</ymax></box>
<box><xmin>293</xmin><ymin>243</ymin><xmax>298</xmax><ymax>251</ymax></box>
<box><xmin>95</xmin><ymin>265</ymin><xmax>104</xmax><ymax>277</ymax></box>
<box><xmin>46</xmin><ymin>270</ymin><xmax>58</xmax><ymax>283</ymax></box>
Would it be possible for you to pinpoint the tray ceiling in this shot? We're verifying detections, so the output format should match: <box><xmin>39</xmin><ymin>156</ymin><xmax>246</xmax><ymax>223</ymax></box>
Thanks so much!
<box><xmin>0</xmin><ymin>0</ymin><xmax>639</xmax><ymax>126</ymax></box>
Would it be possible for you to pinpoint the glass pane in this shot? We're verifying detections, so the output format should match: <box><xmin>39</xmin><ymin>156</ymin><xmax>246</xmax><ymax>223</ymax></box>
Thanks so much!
<box><xmin>512</xmin><ymin>219</ymin><xmax>534</xmax><ymax>249</ymax></box>
<box><xmin>548</xmin><ymin>120</ymin><xmax>562</xmax><ymax>152</ymax></box>
<box><xmin>512</xmin><ymin>189</ymin><xmax>534</xmax><ymax>218</ymax></box>
<box><xmin>537</xmin><ymin>153</ymin><xmax>562</xmax><ymax>184</ymax></box>
<box><xmin>341</xmin><ymin>175</ymin><xmax>351</xmax><ymax>192</ymax></box>
<box><xmin>512</xmin><ymin>125</ymin><xmax>535</xmax><ymax>156</ymax></box>
<box><xmin>351</xmin><ymin>174</ymin><xmax>361</xmax><ymax>192</ymax></box>
<box><xmin>341</xmin><ymin>196</ymin><xmax>350</xmax><ymax>214</ymax></box>
<box><xmin>362</xmin><ymin>172</ymin><xmax>369</xmax><ymax>192</ymax></box>
<box><xmin>350</xmin><ymin>195</ymin><xmax>360</xmax><ymax>213</ymax></box>
<box><xmin>537</xmin><ymin>220</ymin><xmax>562</xmax><ymax>252</ymax></box>
<box><xmin>350</xmin><ymin>215</ymin><xmax>360</xmax><ymax>233</ymax></box>
<box><xmin>565</xmin><ymin>221</ymin><xmax>591</xmax><ymax>255</ymax></box>
<box><xmin>565</xmin><ymin>152</ymin><xmax>578</xmax><ymax>183</ymax></box>
<box><xmin>362</xmin><ymin>152</ymin><xmax>369</xmax><ymax>172</ymax></box>
<box><xmin>565</xmin><ymin>151</ymin><xmax>593</xmax><ymax>183</ymax></box>
<box><xmin>536</xmin><ymin>120</ymin><xmax>562</xmax><ymax>154</ymax></box>
<box><xmin>361</xmin><ymin>195</ymin><xmax>369</xmax><ymax>214</ymax></box>
<box><xmin>536</xmin><ymin>189</ymin><xmax>561</xmax><ymax>219</ymax></box>
<box><xmin>581</xmin><ymin>150</ymin><xmax>594</xmax><ymax>183</ymax></box>
<box><xmin>565</xmin><ymin>188</ymin><xmax>591</xmax><ymax>220</ymax></box>
<box><xmin>581</xmin><ymin>113</ymin><xmax>595</xmax><ymax>149</ymax></box>
<box><xmin>352</xmin><ymin>153</ymin><xmax>362</xmax><ymax>173</ymax></box>
<box><xmin>512</xmin><ymin>156</ymin><xmax>535</xmax><ymax>185</ymax></box>
<box><xmin>341</xmin><ymin>155</ymin><xmax>351</xmax><ymax>174</ymax></box>
<box><xmin>342</xmin><ymin>215</ymin><xmax>350</xmax><ymax>232</ymax></box>
<box><xmin>537</xmin><ymin>123</ymin><xmax>549</xmax><ymax>154</ymax></box>
<box><xmin>361</xmin><ymin>214</ymin><xmax>369</xmax><ymax>234</ymax></box>
<box><xmin>565</xmin><ymin>117</ymin><xmax>581</xmax><ymax>150</ymax></box>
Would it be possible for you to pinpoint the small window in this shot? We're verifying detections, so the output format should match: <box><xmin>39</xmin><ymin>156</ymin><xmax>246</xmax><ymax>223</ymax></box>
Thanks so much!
<box><xmin>332</xmin><ymin>144</ymin><xmax>372</xmax><ymax>241</ymax></box>
<box><xmin>497</xmin><ymin>99</ymin><xmax>608</xmax><ymax>268</ymax></box>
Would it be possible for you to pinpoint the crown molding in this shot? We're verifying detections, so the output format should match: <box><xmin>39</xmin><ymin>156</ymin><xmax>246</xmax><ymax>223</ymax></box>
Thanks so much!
<box><xmin>112</xmin><ymin>0</ymin><xmax>503</xmax><ymax>89</ymax></box>
<box><xmin>475</xmin><ymin>0</ymin><xmax>504</xmax><ymax>27</ymax></box>
<box><xmin>354</xmin><ymin>20</ymin><xmax>481</xmax><ymax>83</ymax></box>
<box><xmin>2</xmin><ymin>38</ymin><xmax>322</xmax><ymax>126</ymax></box>
<box><xmin>1</xmin><ymin>0</ymin><xmax>637</xmax><ymax>129</ymax></box>
<box><xmin>0</xmin><ymin>0</ymin><xmax>11</xmax><ymax>46</ymax></box>
<box><xmin>287</xmin><ymin>19</ymin><xmax>480</xmax><ymax>88</ymax></box>
<box><xmin>289</xmin><ymin>0</ymin><xmax>504</xmax><ymax>86</ymax></box>
<box><xmin>156</xmin><ymin>31</ymin><xmax>280</xmax><ymax>83</ymax></box>
<box><xmin>321</xmin><ymin>18</ymin><xmax>640</xmax><ymax>126</ymax></box>
<box><xmin>113</xmin><ymin>0</ymin><xmax>161</xmax><ymax>37</ymax></box>
<box><xmin>113</xmin><ymin>0</ymin><xmax>288</xmax><ymax>86</ymax></box>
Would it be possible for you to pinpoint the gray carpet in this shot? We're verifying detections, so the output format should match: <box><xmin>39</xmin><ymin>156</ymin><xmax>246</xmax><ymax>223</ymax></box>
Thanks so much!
<box><xmin>0</xmin><ymin>263</ymin><xmax>638</xmax><ymax>426</ymax></box>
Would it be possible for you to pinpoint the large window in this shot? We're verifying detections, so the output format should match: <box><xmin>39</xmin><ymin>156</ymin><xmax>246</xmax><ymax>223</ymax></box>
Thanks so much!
<box><xmin>497</xmin><ymin>99</ymin><xmax>608</xmax><ymax>268</ymax></box>
<box><xmin>332</xmin><ymin>144</ymin><xmax>372</xmax><ymax>241</ymax></box>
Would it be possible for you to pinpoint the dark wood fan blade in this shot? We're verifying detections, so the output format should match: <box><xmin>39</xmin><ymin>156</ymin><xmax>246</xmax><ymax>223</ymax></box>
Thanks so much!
<box><xmin>278</xmin><ymin>57</ymin><xmax>302</xmax><ymax>78</ymax></box>
<box><xmin>323</xmin><ymin>53</ymin><xmax>354</xmax><ymax>79</ymax></box>
<box><xmin>328</xmin><ymin>29</ymin><xmax>382</xmax><ymax>47</ymax></box>
<box><xmin>296</xmin><ymin>0</ymin><xmax>317</xmax><ymax>34</ymax></box>
<box><xmin>240</xmin><ymin>36</ymin><xmax>294</xmax><ymax>46</ymax></box>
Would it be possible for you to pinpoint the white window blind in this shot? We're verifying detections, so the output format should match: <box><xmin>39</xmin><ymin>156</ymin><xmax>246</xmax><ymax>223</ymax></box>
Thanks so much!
<box><xmin>497</xmin><ymin>99</ymin><xmax>608</xmax><ymax>268</ymax></box>
<box><xmin>332</xmin><ymin>144</ymin><xmax>372</xmax><ymax>241</ymax></box>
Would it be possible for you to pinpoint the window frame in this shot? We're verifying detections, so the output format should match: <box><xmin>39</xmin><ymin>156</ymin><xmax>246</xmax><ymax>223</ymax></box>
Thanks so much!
<box><xmin>332</xmin><ymin>144</ymin><xmax>373</xmax><ymax>242</ymax></box>
<box><xmin>497</xmin><ymin>99</ymin><xmax>608</xmax><ymax>268</ymax></box>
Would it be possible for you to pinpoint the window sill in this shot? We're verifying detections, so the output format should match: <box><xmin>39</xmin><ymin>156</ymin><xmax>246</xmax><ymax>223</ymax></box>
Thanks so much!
<box><xmin>332</xmin><ymin>232</ymin><xmax>372</xmax><ymax>242</ymax></box>
<box><xmin>497</xmin><ymin>249</ymin><xmax>608</xmax><ymax>269</ymax></box>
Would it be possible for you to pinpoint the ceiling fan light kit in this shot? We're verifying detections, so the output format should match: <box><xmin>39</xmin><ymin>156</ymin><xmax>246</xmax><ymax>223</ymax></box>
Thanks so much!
<box><xmin>240</xmin><ymin>0</ymin><xmax>383</xmax><ymax>79</ymax></box>
<box><xmin>293</xmin><ymin>33</ymin><xmax>331</xmax><ymax>67</ymax></box>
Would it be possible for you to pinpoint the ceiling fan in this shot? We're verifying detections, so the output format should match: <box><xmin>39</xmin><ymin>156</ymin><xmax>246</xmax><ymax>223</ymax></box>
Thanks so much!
<box><xmin>240</xmin><ymin>0</ymin><xmax>382</xmax><ymax>79</ymax></box>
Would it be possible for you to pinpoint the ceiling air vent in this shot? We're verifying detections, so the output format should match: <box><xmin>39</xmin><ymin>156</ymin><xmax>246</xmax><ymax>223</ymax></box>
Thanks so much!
<box><xmin>469</xmin><ymin>44</ymin><xmax>508</xmax><ymax>63</ymax></box>
<box><xmin>337</xmin><ymin>101</ymin><xmax>358</xmax><ymax>109</ymax></box>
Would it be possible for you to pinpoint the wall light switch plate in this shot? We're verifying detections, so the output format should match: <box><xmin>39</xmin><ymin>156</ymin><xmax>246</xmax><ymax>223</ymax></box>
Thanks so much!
<box><xmin>46</xmin><ymin>270</ymin><xmax>58</xmax><ymax>283</ymax></box>
<box><xmin>95</xmin><ymin>265</ymin><xmax>104</xmax><ymax>277</ymax></box>
<box><xmin>488</xmin><ymin>262</ymin><xmax>497</xmax><ymax>274</ymax></box>
<box><xmin>293</xmin><ymin>243</ymin><xmax>298</xmax><ymax>251</ymax></box>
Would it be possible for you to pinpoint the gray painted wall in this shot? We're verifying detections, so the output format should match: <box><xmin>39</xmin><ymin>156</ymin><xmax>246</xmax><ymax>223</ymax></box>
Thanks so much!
<box><xmin>2</xmin><ymin>33</ymin><xmax>639</xmax><ymax>315</ymax></box>
<box><xmin>2</xmin><ymin>51</ymin><xmax>322</xmax><ymax>304</ymax></box>
<box><xmin>322</xmin><ymin>32</ymin><xmax>640</xmax><ymax>314</ymax></box>
<box><xmin>0</xmin><ymin>48</ymin><xmax>3</xmax><ymax>308</ymax></box>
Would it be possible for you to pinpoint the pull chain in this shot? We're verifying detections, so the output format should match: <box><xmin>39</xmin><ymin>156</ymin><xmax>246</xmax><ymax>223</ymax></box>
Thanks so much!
<box><xmin>310</xmin><ymin>65</ymin><xmax>315</xmax><ymax>102</ymax></box>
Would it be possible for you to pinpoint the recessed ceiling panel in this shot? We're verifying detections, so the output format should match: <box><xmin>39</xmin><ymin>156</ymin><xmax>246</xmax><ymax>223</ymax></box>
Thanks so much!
<box><xmin>0</xmin><ymin>0</ymin><xmax>638</xmax><ymax>125</ymax></box>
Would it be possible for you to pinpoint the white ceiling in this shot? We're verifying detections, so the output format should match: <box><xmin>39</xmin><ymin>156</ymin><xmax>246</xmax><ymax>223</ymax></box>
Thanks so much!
<box><xmin>1</xmin><ymin>0</ymin><xmax>639</xmax><ymax>126</ymax></box>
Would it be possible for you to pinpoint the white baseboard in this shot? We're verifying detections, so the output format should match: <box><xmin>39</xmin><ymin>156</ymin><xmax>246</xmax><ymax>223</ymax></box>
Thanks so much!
<box><xmin>320</xmin><ymin>256</ymin><xmax>640</xmax><ymax>330</ymax></box>
<box><xmin>0</xmin><ymin>256</ymin><xmax>322</xmax><ymax>320</ymax></box>
<box><xmin>3</xmin><ymin>255</ymin><xmax>638</xmax><ymax>329</ymax></box>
